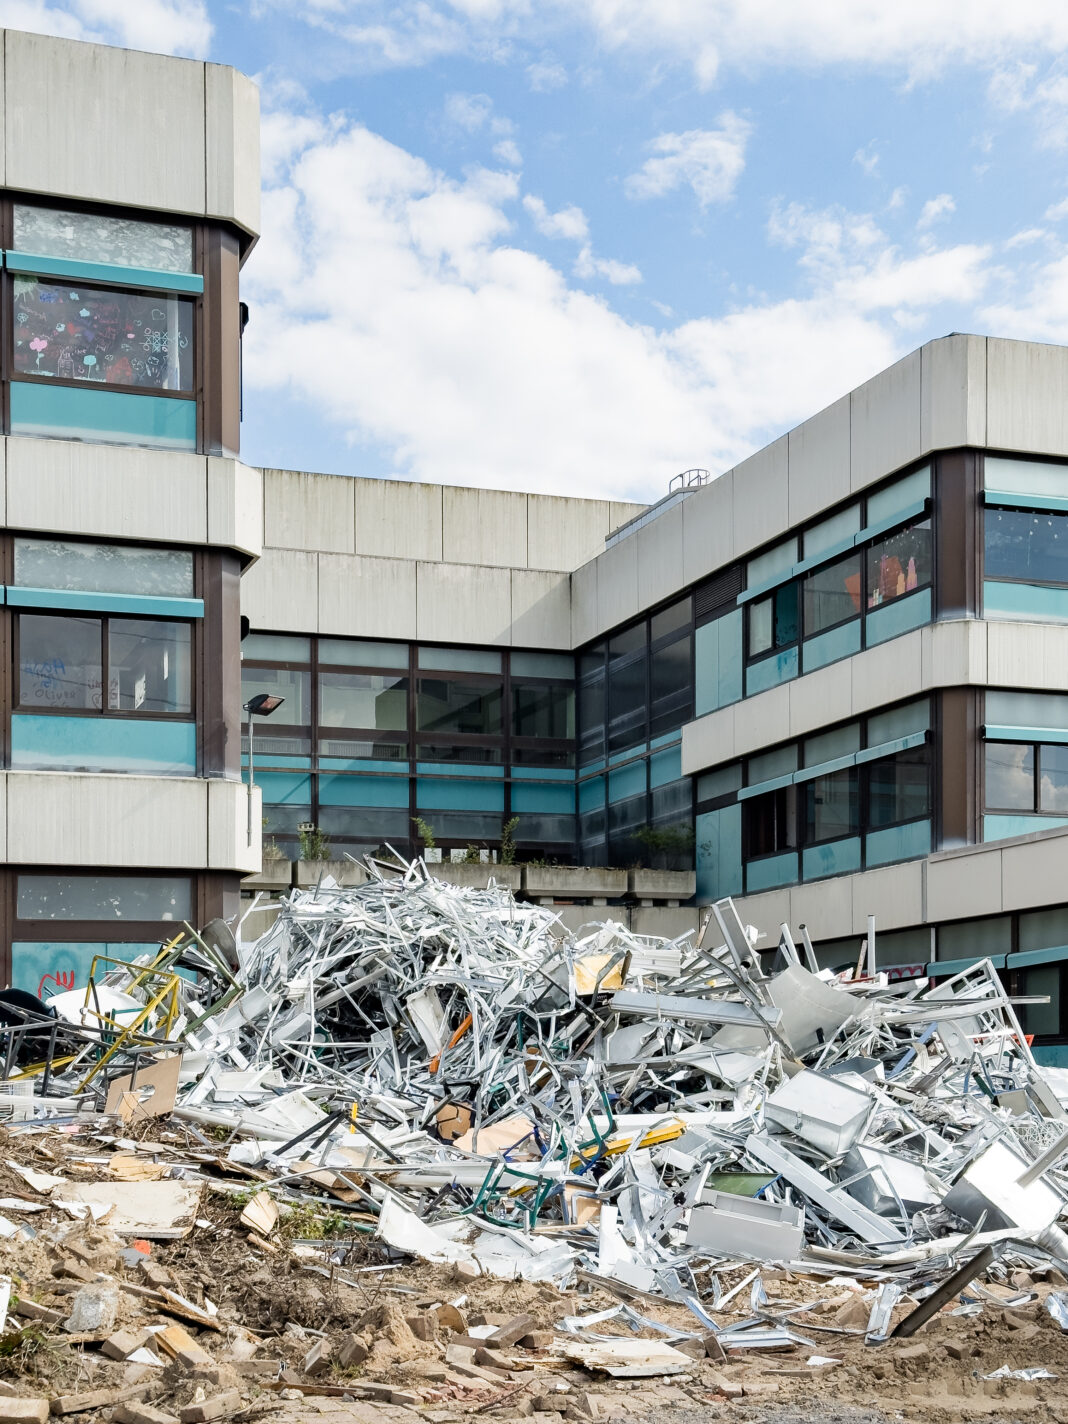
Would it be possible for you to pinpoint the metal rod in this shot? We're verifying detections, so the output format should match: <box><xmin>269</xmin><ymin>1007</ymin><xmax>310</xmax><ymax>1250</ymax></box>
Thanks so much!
<box><xmin>890</xmin><ymin>1245</ymin><xmax>996</xmax><ymax>1339</ymax></box>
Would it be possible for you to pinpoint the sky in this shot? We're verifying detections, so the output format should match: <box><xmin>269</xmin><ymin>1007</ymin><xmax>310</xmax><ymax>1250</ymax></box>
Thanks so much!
<box><xmin>8</xmin><ymin>3</ymin><xmax>1068</xmax><ymax>504</ymax></box>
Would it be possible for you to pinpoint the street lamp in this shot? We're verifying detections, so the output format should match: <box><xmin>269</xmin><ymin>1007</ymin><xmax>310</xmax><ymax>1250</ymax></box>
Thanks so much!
<box><xmin>243</xmin><ymin>692</ymin><xmax>284</xmax><ymax>846</ymax></box>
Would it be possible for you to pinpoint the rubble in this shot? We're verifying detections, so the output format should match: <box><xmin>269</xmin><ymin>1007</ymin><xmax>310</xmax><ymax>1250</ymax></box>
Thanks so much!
<box><xmin>2</xmin><ymin>859</ymin><xmax>1068</xmax><ymax>1417</ymax></box>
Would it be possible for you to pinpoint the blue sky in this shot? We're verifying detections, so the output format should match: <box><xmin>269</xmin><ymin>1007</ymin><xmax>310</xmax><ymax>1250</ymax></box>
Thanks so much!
<box><xmin>8</xmin><ymin>2</ymin><xmax>1068</xmax><ymax>503</ymax></box>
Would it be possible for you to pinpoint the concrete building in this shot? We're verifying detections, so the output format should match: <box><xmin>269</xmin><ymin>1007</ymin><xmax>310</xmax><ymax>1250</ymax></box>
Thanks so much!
<box><xmin>8</xmin><ymin>31</ymin><xmax>1068</xmax><ymax>1066</ymax></box>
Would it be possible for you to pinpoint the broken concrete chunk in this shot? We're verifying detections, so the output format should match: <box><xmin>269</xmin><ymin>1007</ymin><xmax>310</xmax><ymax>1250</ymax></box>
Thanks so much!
<box><xmin>177</xmin><ymin>1394</ymin><xmax>243</xmax><ymax>1424</ymax></box>
<box><xmin>486</xmin><ymin>1313</ymin><xmax>537</xmax><ymax>1348</ymax></box>
<box><xmin>63</xmin><ymin>1282</ymin><xmax>119</xmax><ymax>1335</ymax></box>
<box><xmin>0</xmin><ymin>1402</ymin><xmax>50</xmax><ymax>1424</ymax></box>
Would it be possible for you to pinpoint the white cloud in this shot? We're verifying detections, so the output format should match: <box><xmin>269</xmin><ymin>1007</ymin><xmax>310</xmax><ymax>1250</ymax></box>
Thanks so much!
<box><xmin>624</xmin><ymin>115</ymin><xmax>750</xmax><ymax>207</ymax></box>
<box><xmin>493</xmin><ymin>138</ymin><xmax>523</xmax><ymax>167</ymax></box>
<box><xmin>988</xmin><ymin>60</ymin><xmax>1068</xmax><ymax>145</ymax></box>
<box><xmin>527</xmin><ymin>59</ymin><xmax>567</xmax><ymax>90</ymax></box>
<box><xmin>1047</xmin><ymin>196</ymin><xmax>1068</xmax><ymax>220</ymax></box>
<box><xmin>523</xmin><ymin>195</ymin><xmax>589</xmax><ymax>241</ymax></box>
<box><xmin>244</xmin><ymin>106</ymin><xmax>1007</xmax><ymax>501</ymax></box>
<box><xmin>573</xmin><ymin>246</ymin><xmax>642</xmax><ymax>284</ymax></box>
<box><xmin>917</xmin><ymin>193</ymin><xmax>955</xmax><ymax>228</ymax></box>
<box><xmin>853</xmin><ymin>143</ymin><xmax>880</xmax><ymax>175</ymax></box>
<box><xmin>1004</xmin><ymin>226</ymin><xmax>1047</xmax><ymax>247</ymax></box>
<box><xmin>0</xmin><ymin>0</ymin><xmax>211</xmax><ymax>54</ymax></box>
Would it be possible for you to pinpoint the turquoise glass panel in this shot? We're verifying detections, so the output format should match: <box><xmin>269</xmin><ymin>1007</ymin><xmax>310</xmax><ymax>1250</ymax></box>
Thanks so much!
<box><xmin>802</xmin><ymin>620</ymin><xmax>861</xmax><ymax>673</ymax></box>
<box><xmin>511</xmin><ymin>782</ymin><xmax>576</xmax><ymax>814</ymax></box>
<box><xmin>608</xmin><ymin>760</ymin><xmax>646</xmax><ymax>803</ymax></box>
<box><xmin>416</xmin><ymin>778</ymin><xmax>505</xmax><ymax>811</ymax></box>
<box><xmin>6</xmin><ymin>250</ymin><xmax>203</xmax><ymax>293</ymax></box>
<box><xmin>984</xmin><ymin>580</ymin><xmax>1068</xmax><ymax>622</ymax></box>
<box><xmin>608</xmin><ymin>742</ymin><xmax>646</xmax><ymax>767</ymax></box>
<box><xmin>745</xmin><ymin>850</ymin><xmax>799</xmax><ymax>892</ymax></box>
<box><xmin>1034</xmin><ymin>1045</ymin><xmax>1068</xmax><ymax>1068</ymax></box>
<box><xmin>745</xmin><ymin>645</ymin><xmax>798</xmax><ymax>696</ymax></box>
<box><xmin>696</xmin><ymin>804</ymin><xmax>742</xmax><ymax>902</ymax></box>
<box><xmin>414</xmin><ymin>762</ymin><xmax>503</xmax><ymax>778</ymax></box>
<box><xmin>11</xmin><ymin>714</ymin><xmax>195</xmax><ymax>775</ymax></box>
<box><xmin>649</xmin><ymin>746</ymin><xmax>682</xmax><ymax>788</ymax></box>
<box><xmin>578</xmin><ymin>775</ymin><xmax>605</xmax><ymax>813</ymax></box>
<box><xmin>256</xmin><ymin>771</ymin><xmax>312</xmax><ymax>804</ymax></box>
<box><xmin>864</xmin><ymin>818</ymin><xmax>931</xmax><ymax>867</ymax></box>
<box><xmin>7</xmin><ymin>587</ymin><xmax>202</xmax><ymax>619</ymax></box>
<box><xmin>695</xmin><ymin>609</ymin><xmax>743</xmax><ymax>715</ymax></box>
<box><xmin>864</xmin><ymin>588</ymin><xmax>931</xmax><ymax>646</ymax></box>
<box><xmin>241</xmin><ymin>753</ymin><xmax>312</xmax><ymax>770</ymax></box>
<box><xmin>1009</xmin><ymin>943</ymin><xmax>1068</xmax><ymax>969</ymax></box>
<box><xmin>13</xmin><ymin>941</ymin><xmax>158</xmax><ymax>997</ymax></box>
<box><xmin>10</xmin><ymin>383</ymin><xmax>196</xmax><ymax>450</ymax></box>
<box><xmin>985</xmin><ymin>456</ymin><xmax>1068</xmax><ymax>500</ymax></box>
<box><xmin>866</xmin><ymin>466</ymin><xmax>930</xmax><ymax>526</ymax></box>
<box><xmin>802</xmin><ymin>836</ymin><xmax>862</xmax><ymax>881</ymax></box>
<box><xmin>650</xmin><ymin>731</ymin><xmax>681</xmax><ymax>750</ymax></box>
<box><xmin>928</xmin><ymin>954</ymin><xmax>1007</xmax><ymax>975</ymax></box>
<box><xmin>983</xmin><ymin>813</ymin><xmax>1068</xmax><ymax>841</ymax></box>
<box><xmin>317</xmin><ymin>757</ymin><xmax>402</xmax><ymax>773</ymax></box>
<box><xmin>508</xmin><ymin>765</ymin><xmax>574</xmax><ymax>780</ymax></box>
<box><xmin>319</xmin><ymin>773</ymin><xmax>408</xmax><ymax>808</ymax></box>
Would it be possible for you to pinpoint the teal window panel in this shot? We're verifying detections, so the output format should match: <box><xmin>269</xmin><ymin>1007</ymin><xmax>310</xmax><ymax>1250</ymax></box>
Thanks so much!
<box><xmin>985</xmin><ymin>456</ymin><xmax>1068</xmax><ymax>502</ymax></box>
<box><xmin>319</xmin><ymin>773</ymin><xmax>408</xmax><ymax>808</ymax></box>
<box><xmin>241</xmin><ymin>753</ymin><xmax>312</xmax><ymax>770</ymax></box>
<box><xmin>745</xmin><ymin>645</ymin><xmax>798</xmax><ymax>697</ymax></box>
<box><xmin>865</xmin><ymin>467</ymin><xmax>930</xmax><ymax>526</ymax></box>
<box><xmin>11</xmin><ymin>714</ymin><xmax>195</xmax><ymax>775</ymax></box>
<box><xmin>985</xmin><ymin>489</ymin><xmax>1068</xmax><ymax>514</ymax></box>
<box><xmin>650</xmin><ymin>730</ymin><xmax>682</xmax><ymax>750</ymax></box>
<box><xmin>696</xmin><ymin>804</ymin><xmax>743</xmax><ymax>903</ymax></box>
<box><xmin>745</xmin><ymin>850</ymin><xmax>798</xmax><ymax>893</ymax></box>
<box><xmin>1008</xmin><ymin>944</ymin><xmax>1068</xmax><ymax>969</ymax></box>
<box><xmin>579</xmin><ymin>758</ymin><xmax>605</xmax><ymax>775</ymax></box>
<box><xmin>511</xmin><ymin>782</ymin><xmax>576</xmax><ymax>814</ymax></box>
<box><xmin>864</xmin><ymin>588</ymin><xmax>931</xmax><ymax>647</ymax></box>
<box><xmin>929</xmin><ymin>954</ymin><xmax>1007</xmax><ymax>976</ymax></box>
<box><xmin>695</xmin><ymin>609</ymin><xmax>743</xmax><ymax>716</ymax></box>
<box><xmin>649</xmin><ymin>745</ymin><xmax>682</xmax><ymax>788</ymax></box>
<box><xmin>608</xmin><ymin>742</ymin><xmax>647</xmax><ymax>768</ymax></box>
<box><xmin>7</xmin><ymin>586</ymin><xmax>203</xmax><ymax>618</ymax></box>
<box><xmin>984</xmin><ymin>725</ymin><xmax>1068</xmax><ymax>745</ymax></box>
<box><xmin>6</xmin><ymin>250</ymin><xmax>203</xmax><ymax>294</ymax></box>
<box><xmin>256</xmin><ymin>770</ymin><xmax>313</xmax><ymax>805</ymax></box>
<box><xmin>508</xmin><ymin>765</ymin><xmax>574</xmax><ymax>781</ymax></box>
<box><xmin>414</xmin><ymin>762</ymin><xmax>504</xmax><ymax>778</ymax></box>
<box><xmin>578</xmin><ymin>775</ymin><xmax>605</xmax><ymax>814</ymax></box>
<box><xmin>802</xmin><ymin>620</ymin><xmax>861</xmax><ymax>674</ymax></box>
<box><xmin>1034</xmin><ymin>1044</ymin><xmax>1068</xmax><ymax>1068</ymax></box>
<box><xmin>802</xmin><ymin>836</ymin><xmax>861</xmax><ymax>881</ymax></box>
<box><xmin>984</xmin><ymin>579</ymin><xmax>1068</xmax><ymax>622</ymax></box>
<box><xmin>416</xmin><ymin>778</ymin><xmax>505</xmax><ymax>812</ymax></box>
<box><xmin>10</xmin><ymin>383</ymin><xmax>196</xmax><ymax>451</ymax></box>
<box><xmin>608</xmin><ymin>760</ymin><xmax>646</xmax><ymax>803</ymax></box>
<box><xmin>864</xmin><ymin>818</ymin><xmax>931</xmax><ymax>867</ymax></box>
<box><xmin>12</xmin><ymin>941</ymin><xmax>158</xmax><ymax>997</ymax></box>
<box><xmin>320</xmin><ymin>757</ymin><xmax>410</xmax><ymax>773</ymax></box>
<box><xmin>983</xmin><ymin>813</ymin><xmax>1068</xmax><ymax>841</ymax></box>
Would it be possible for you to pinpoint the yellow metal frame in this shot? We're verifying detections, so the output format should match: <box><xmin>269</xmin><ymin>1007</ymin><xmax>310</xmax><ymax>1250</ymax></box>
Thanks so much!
<box><xmin>74</xmin><ymin>939</ymin><xmax>184</xmax><ymax>1091</ymax></box>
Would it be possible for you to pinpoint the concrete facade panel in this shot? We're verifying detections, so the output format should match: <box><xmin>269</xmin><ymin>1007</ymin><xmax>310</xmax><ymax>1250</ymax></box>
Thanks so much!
<box><xmin>569</xmin><ymin>558</ymin><xmax>600</xmax><ymax>649</ymax></box>
<box><xmin>527</xmin><ymin>494</ymin><xmax>610</xmax><ymax>572</ymax></box>
<box><xmin>787</xmin><ymin>395</ymin><xmax>851</xmax><ymax>527</ymax></box>
<box><xmin>737</xmin><ymin>681</ymin><xmax>791</xmax><ymax>757</ymax></box>
<box><xmin>263</xmin><ymin>469</ymin><xmax>355</xmax><ymax>554</ymax></box>
<box><xmin>927</xmin><ymin>845</ymin><xmax>1004</xmax><ymax>923</ymax></box>
<box><xmin>921</xmin><ymin>620</ymin><xmax>986</xmax><ymax>690</ymax></box>
<box><xmin>208</xmin><ymin>779</ymin><xmax>261</xmax><ymax>874</ymax></box>
<box><xmin>610</xmin><ymin>502</ymin><xmax>642</xmax><ymax>535</ymax></box>
<box><xmin>850</xmin><ymin>632</ymin><xmax>924</xmax><ymax>716</ymax></box>
<box><xmin>636</xmin><ymin>501</ymin><xmax>686</xmax><ymax>612</ymax></box>
<box><xmin>734</xmin><ymin>888</ymin><xmax>792</xmax><ymax>938</ymax></box>
<box><xmin>205</xmin><ymin>63</ymin><xmax>261</xmax><ymax>241</ymax></box>
<box><xmin>682</xmin><ymin>470</ymin><xmax>734</xmax><ymax>588</ymax></box>
<box><xmin>353</xmin><ymin>478</ymin><xmax>443</xmax><ymax>563</ymax></box>
<box><xmin>987</xmin><ymin>338</ymin><xmax>1068</xmax><ymax>457</ymax></box>
<box><xmin>789</xmin><ymin>659</ymin><xmax>852</xmax><ymax>741</ymax></box>
<box><xmin>6</xmin><ymin>772</ymin><xmax>206</xmax><ymax>867</ymax></box>
<box><xmin>6</xmin><ymin>32</ymin><xmax>205</xmax><ymax>216</ymax></box>
<box><xmin>509</xmin><ymin>568</ymin><xmax>572</xmax><ymax>649</ymax></box>
<box><xmin>6</xmin><ymin>437</ymin><xmax>207</xmax><ymax>545</ymax></box>
<box><xmin>417</xmin><ymin>561</ymin><xmax>513</xmax><ymax>644</ymax></box>
<box><xmin>789</xmin><ymin>874</ymin><xmax>853</xmax><ymax>942</ymax></box>
<box><xmin>850</xmin><ymin>861</ymin><xmax>925</xmax><ymax>937</ymax></box>
<box><xmin>921</xmin><ymin>333</ymin><xmax>986</xmax><ymax>452</ymax></box>
<box><xmin>630</xmin><ymin>907</ymin><xmax>700</xmax><ymax>939</ymax></box>
<box><xmin>849</xmin><ymin>349</ymin><xmax>922</xmax><ymax>493</ymax></box>
<box><xmin>241</xmin><ymin>547</ymin><xmax>319</xmax><ymax>633</ymax></box>
<box><xmin>207</xmin><ymin>457</ymin><xmax>264</xmax><ymax>562</ymax></box>
<box><xmin>595</xmin><ymin>528</ymin><xmax>640</xmax><ymax>634</ymax></box>
<box><xmin>732</xmin><ymin>437</ymin><xmax>789</xmax><ymax>559</ymax></box>
<box><xmin>986</xmin><ymin>621</ymin><xmax>1068</xmax><ymax>690</ymax></box>
<box><xmin>318</xmin><ymin>553</ymin><xmax>417</xmax><ymax>639</ymax></box>
<box><xmin>1001</xmin><ymin>832</ymin><xmax>1068</xmax><ymax>914</ymax></box>
<box><xmin>680</xmin><ymin>703</ymin><xmax>736</xmax><ymax>776</ymax></box>
<box><xmin>442</xmin><ymin>487</ymin><xmax>527</xmax><ymax>569</ymax></box>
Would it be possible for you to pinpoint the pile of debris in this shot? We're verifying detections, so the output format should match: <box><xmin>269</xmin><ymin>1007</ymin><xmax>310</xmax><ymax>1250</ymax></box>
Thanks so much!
<box><xmin>4</xmin><ymin>859</ymin><xmax>1068</xmax><ymax>1418</ymax></box>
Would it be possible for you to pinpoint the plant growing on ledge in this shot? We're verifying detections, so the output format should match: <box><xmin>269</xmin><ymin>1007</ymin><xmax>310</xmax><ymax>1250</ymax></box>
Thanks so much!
<box><xmin>634</xmin><ymin>823</ymin><xmax>695</xmax><ymax>868</ymax></box>
<box><xmin>412</xmin><ymin>816</ymin><xmax>437</xmax><ymax>849</ymax></box>
<box><xmin>297</xmin><ymin>822</ymin><xmax>331</xmax><ymax>861</ymax></box>
<box><xmin>500</xmin><ymin>815</ymin><xmax>520</xmax><ymax>865</ymax></box>
<box><xmin>462</xmin><ymin>843</ymin><xmax>483</xmax><ymax>863</ymax></box>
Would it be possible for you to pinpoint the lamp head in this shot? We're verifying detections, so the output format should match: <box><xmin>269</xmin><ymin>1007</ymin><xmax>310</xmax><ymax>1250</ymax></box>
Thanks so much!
<box><xmin>243</xmin><ymin>693</ymin><xmax>284</xmax><ymax>717</ymax></box>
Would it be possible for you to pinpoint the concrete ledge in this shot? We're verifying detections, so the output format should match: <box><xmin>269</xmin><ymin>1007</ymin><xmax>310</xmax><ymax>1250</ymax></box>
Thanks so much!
<box><xmin>523</xmin><ymin>866</ymin><xmax>628</xmax><ymax>903</ymax></box>
<box><xmin>629</xmin><ymin>869</ymin><xmax>695</xmax><ymax>903</ymax></box>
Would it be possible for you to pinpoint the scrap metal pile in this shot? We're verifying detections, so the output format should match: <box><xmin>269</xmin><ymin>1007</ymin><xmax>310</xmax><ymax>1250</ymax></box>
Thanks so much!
<box><xmin>7</xmin><ymin>857</ymin><xmax>1068</xmax><ymax>1353</ymax></box>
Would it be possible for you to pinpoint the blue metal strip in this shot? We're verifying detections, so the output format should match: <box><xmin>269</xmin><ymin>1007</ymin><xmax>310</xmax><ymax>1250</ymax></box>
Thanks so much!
<box><xmin>984</xmin><ymin>489</ymin><xmax>1068</xmax><ymax>514</ymax></box>
<box><xmin>738</xmin><ymin>770</ymin><xmax>796</xmax><ymax>801</ymax></box>
<box><xmin>853</xmin><ymin>498</ymin><xmax>929</xmax><ymax>547</ymax></box>
<box><xmin>792</xmin><ymin>752</ymin><xmax>857</xmax><ymax>784</ymax></box>
<box><xmin>793</xmin><ymin>532</ymin><xmax>858</xmax><ymax>577</ymax></box>
<box><xmin>6</xmin><ymin>250</ymin><xmax>203</xmax><ymax>294</ymax></box>
<box><xmin>1007</xmin><ymin>944</ymin><xmax>1068</xmax><ymax>970</ymax></box>
<box><xmin>855</xmin><ymin>730</ymin><xmax>927</xmax><ymax>764</ymax></box>
<box><xmin>6</xmin><ymin>587</ymin><xmax>203</xmax><ymax>618</ymax></box>
<box><xmin>929</xmin><ymin>954</ymin><xmax>1007</xmax><ymax>975</ymax></box>
<box><xmin>983</xmin><ymin>724</ymin><xmax>1068</xmax><ymax>745</ymax></box>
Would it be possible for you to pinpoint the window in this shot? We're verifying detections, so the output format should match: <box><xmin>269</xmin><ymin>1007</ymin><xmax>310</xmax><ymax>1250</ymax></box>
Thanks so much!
<box><xmin>866</xmin><ymin>518</ymin><xmax>931</xmax><ymax>608</ymax></box>
<box><xmin>748</xmin><ymin>583</ymin><xmax>798</xmax><ymax>658</ymax></box>
<box><xmin>14</xmin><ymin>539</ymin><xmax>193</xmax><ymax>597</ymax></box>
<box><xmin>416</xmin><ymin>677</ymin><xmax>502</xmax><ymax>736</ymax></box>
<box><xmin>804</xmin><ymin>553</ymin><xmax>862</xmax><ymax>635</ymax></box>
<box><xmin>319</xmin><ymin>672</ymin><xmax>408</xmax><ymax>731</ymax></box>
<box><xmin>512</xmin><ymin>682</ymin><xmax>574</xmax><ymax>739</ymax></box>
<box><xmin>985</xmin><ymin>509</ymin><xmax>1068</xmax><ymax>586</ymax></box>
<box><xmin>745</xmin><ymin>785</ymin><xmax>798</xmax><ymax>859</ymax></box>
<box><xmin>867</xmin><ymin>745</ymin><xmax>929</xmax><ymax>827</ymax></box>
<box><xmin>578</xmin><ymin>645</ymin><xmax>606</xmax><ymax>763</ymax></box>
<box><xmin>985</xmin><ymin>741</ymin><xmax>1068</xmax><ymax>815</ymax></box>
<box><xmin>13</xmin><ymin>205</ymin><xmax>194</xmax><ymax>273</ymax></box>
<box><xmin>18</xmin><ymin>613</ymin><xmax>191</xmax><ymax>715</ymax></box>
<box><xmin>803</xmin><ymin>768</ymin><xmax>858</xmax><ymax>844</ymax></box>
<box><xmin>17</xmin><ymin>873</ymin><xmax>192</xmax><ymax>922</ymax></box>
<box><xmin>13</xmin><ymin>279</ymin><xmax>193</xmax><ymax>392</ymax></box>
<box><xmin>607</xmin><ymin>623</ymin><xmax>647</xmax><ymax>752</ymax></box>
<box><xmin>240</xmin><ymin>666</ymin><xmax>310</xmax><ymax>730</ymax></box>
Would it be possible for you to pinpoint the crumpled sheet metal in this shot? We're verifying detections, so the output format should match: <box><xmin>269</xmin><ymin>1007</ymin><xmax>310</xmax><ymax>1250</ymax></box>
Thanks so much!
<box><xmin>21</xmin><ymin>861</ymin><xmax>1068</xmax><ymax>1340</ymax></box>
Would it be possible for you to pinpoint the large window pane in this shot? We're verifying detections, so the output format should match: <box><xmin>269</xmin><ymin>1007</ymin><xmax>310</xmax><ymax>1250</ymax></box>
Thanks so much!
<box><xmin>1020</xmin><ymin>965</ymin><xmax>1062</xmax><ymax>1038</ymax></box>
<box><xmin>14</xmin><ymin>539</ymin><xmax>192</xmax><ymax>597</ymax></box>
<box><xmin>578</xmin><ymin>646</ymin><xmax>606</xmax><ymax>761</ymax></box>
<box><xmin>319</xmin><ymin>639</ymin><xmax>407</xmax><ymax>668</ymax></box>
<box><xmin>607</xmin><ymin>624</ymin><xmax>647</xmax><ymax>752</ymax></box>
<box><xmin>985</xmin><ymin>508</ymin><xmax>1068</xmax><ymax>585</ymax></box>
<box><xmin>750</xmin><ymin>585</ymin><xmax>799</xmax><ymax>656</ymax></box>
<box><xmin>804</xmin><ymin>553</ymin><xmax>861</xmax><ymax>636</ymax></box>
<box><xmin>319</xmin><ymin>672</ymin><xmax>407</xmax><ymax>731</ymax></box>
<box><xmin>14</xmin><ymin>279</ymin><xmax>193</xmax><ymax>390</ymax></box>
<box><xmin>650</xmin><ymin>633</ymin><xmax>692</xmax><ymax>736</ymax></box>
<box><xmin>240</xmin><ymin>666</ymin><xmax>310</xmax><ymax>726</ymax></box>
<box><xmin>985</xmin><ymin>743</ymin><xmax>1035</xmax><ymax>810</ymax></box>
<box><xmin>867</xmin><ymin>519</ymin><xmax>931</xmax><ymax>607</ymax></box>
<box><xmin>416</xmin><ymin>677</ymin><xmax>502</xmax><ymax>735</ymax></box>
<box><xmin>804</xmin><ymin>768</ymin><xmax>858</xmax><ymax>843</ymax></box>
<box><xmin>17</xmin><ymin>873</ymin><xmax>192</xmax><ymax>921</ymax></box>
<box><xmin>108</xmin><ymin>618</ymin><xmax>191</xmax><ymax>714</ymax></box>
<box><xmin>19</xmin><ymin>613</ymin><xmax>101</xmax><ymax>710</ymax></box>
<box><xmin>13</xmin><ymin>205</ymin><xmax>194</xmax><ymax>273</ymax></box>
<box><xmin>512</xmin><ymin>681</ymin><xmax>574</xmax><ymax>739</ymax></box>
<box><xmin>867</xmin><ymin>746</ymin><xmax>929</xmax><ymax>826</ymax></box>
<box><xmin>242</xmin><ymin>634</ymin><xmax>310</xmax><ymax>662</ymax></box>
<box><xmin>1039</xmin><ymin>744</ymin><xmax>1068</xmax><ymax>812</ymax></box>
<box><xmin>744</xmin><ymin>786</ymin><xmax>798</xmax><ymax>858</ymax></box>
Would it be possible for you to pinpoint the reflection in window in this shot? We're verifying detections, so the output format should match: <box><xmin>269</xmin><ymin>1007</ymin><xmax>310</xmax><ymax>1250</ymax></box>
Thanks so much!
<box><xmin>866</xmin><ymin>519</ymin><xmax>931</xmax><ymax>608</ymax></box>
<box><xmin>804</xmin><ymin>768</ymin><xmax>858</xmax><ymax>843</ymax></box>
<box><xmin>512</xmin><ymin>682</ymin><xmax>574</xmax><ymax>739</ymax></box>
<box><xmin>416</xmin><ymin>677</ymin><xmax>502</xmax><ymax>736</ymax></box>
<box><xmin>650</xmin><ymin>634</ymin><xmax>692</xmax><ymax>736</ymax></box>
<box><xmin>318</xmin><ymin>672</ymin><xmax>408</xmax><ymax>731</ymax></box>
<box><xmin>1020</xmin><ymin>965</ymin><xmax>1062</xmax><ymax>1038</ymax></box>
<box><xmin>19</xmin><ymin>613</ymin><xmax>101</xmax><ymax>710</ymax></box>
<box><xmin>109</xmin><ymin>618</ymin><xmax>190</xmax><ymax>714</ymax></box>
<box><xmin>14</xmin><ymin>539</ymin><xmax>193</xmax><ymax>597</ymax></box>
<box><xmin>749</xmin><ymin>583</ymin><xmax>798</xmax><ymax>656</ymax></box>
<box><xmin>804</xmin><ymin>554</ymin><xmax>861</xmax><ymax>635</ymax></box>
<box><xmin>1040</xmin><ymin>744</ymin><xmax>1068</xmax><ymax>811</ymax></box>
<box><xmin>13</xmin><ymin>205</ymin><xmax>194</xmax><ymax>273</ymax></box>
<box><xmin>867</xmin><ymin>746</ymin><xmax>929</xmax><ymax>827</ymax></box>
<box><xmin>986</xmin><ymin>743</ymin><xmax>1035</xmax><ymax>810</ymax></box>
<box><xmin>240</xmin><ymin>666</ymin><xmax>310</xmax><ymax>726</ymax></box>
<box><xmin>13</xmin><ymin>279</ymin><xmax>193</xmax><ymax>391</ymax></box>
<box><xmin>985</xmin><ymin>509</ymin><xmax>1068</xmax><ymax>586</ymax></box>
<box><xmin>16</xmin><ymin>873</ymin><xmax>192</xmax><ymax>921</ymax></box>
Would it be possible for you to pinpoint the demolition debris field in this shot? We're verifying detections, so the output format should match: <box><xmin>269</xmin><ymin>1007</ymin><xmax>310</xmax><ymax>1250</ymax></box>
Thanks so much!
<box><xmin>3</xmin><ymin>860</ymin><xmax>1068</xmax><ymax>1421</ymax></box>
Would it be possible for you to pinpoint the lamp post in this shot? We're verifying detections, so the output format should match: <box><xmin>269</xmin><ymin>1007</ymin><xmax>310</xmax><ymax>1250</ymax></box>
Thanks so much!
<box><xmin>243</xmin><ymin>692</ymin><xmax>284</xmax><ymax>847</ymax></box>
